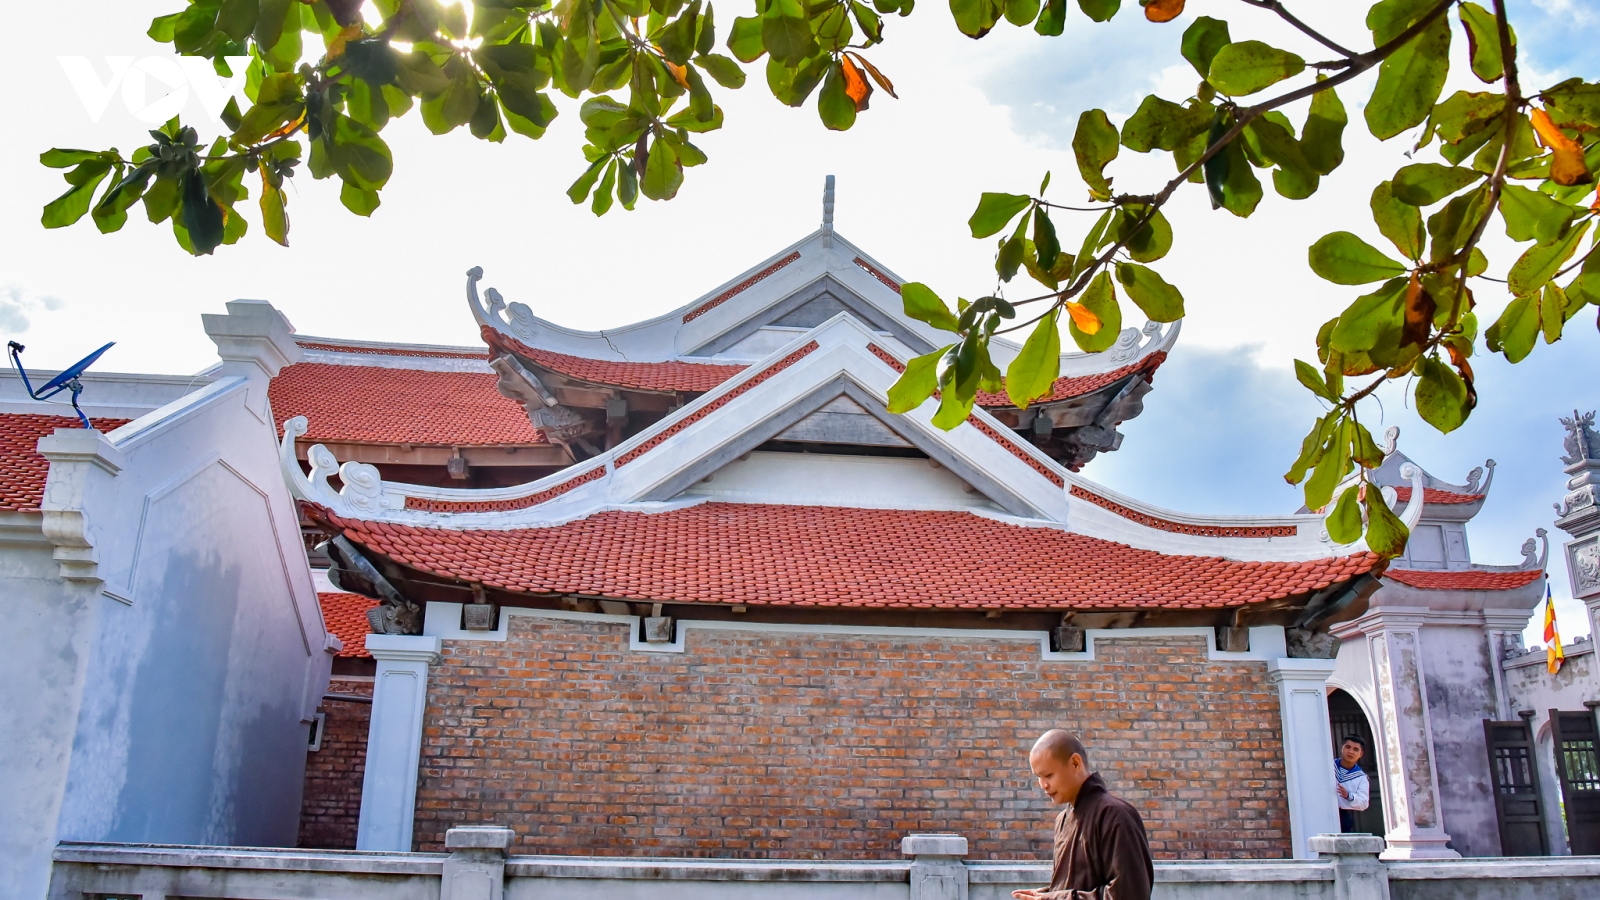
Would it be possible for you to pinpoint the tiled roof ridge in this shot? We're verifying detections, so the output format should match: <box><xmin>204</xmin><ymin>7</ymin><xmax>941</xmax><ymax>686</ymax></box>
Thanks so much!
<box><xmin>307</xmin><ymin>501</ymin><xmax>1381</xmax><ymax>611</ymax></box>
<box><xmin>976</xmin><ymin>352</ymin><xmax>1167</xmax><ymax>408</ymax></box>
<box><xmin>1391</xmin><ymin>485</ymin><xmax>1485</xmax><ymax>505</ymax></box>
<box><xmin>682</xmin><ymin>251</ymin><xmax>803</xmax><ymax>322</ymax></box>
<box><xmin>1069</xmin><ymin>486</ymin><xmax>1299</xmax><ymax>539</ymax></box>
<box><xmin>403</xmin><ymin>465</ymin><xmax>607</xmax><ymax>513</ymax></box>
<box><xmin>853</xmin><ymin>257</ymin><xmax>901</xmax><ymax>293</ymax></box>
<box><xmin>483</xmin><ymin>325</ymin><xmax>747</xmax><ymax>393</ymax></box>
<box><xmin>614</xmin><ymin>341</ymin><xmax>820</xmax><ymax>467</ymax></box>
<box><xmin>1382</xmin><ymin>567</ymin><xmax>1542</xmax><ymax>590</ymax></box>
<box><xmin>0</xmin><ymin>413</ymin><xmax>131</xmax><ymax>513</ymax></box>
<box><xmin>297</xmin><ymin>341</ymin><xmax>490</xmax><ymax>360</ymax></box>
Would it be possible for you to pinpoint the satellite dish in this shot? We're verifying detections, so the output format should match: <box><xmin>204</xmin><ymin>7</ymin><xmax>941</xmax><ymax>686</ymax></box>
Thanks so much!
<box><xmin>7</xmin><ymin>340</ymin><xmax>116</xmax><ymax>429</ymax></box>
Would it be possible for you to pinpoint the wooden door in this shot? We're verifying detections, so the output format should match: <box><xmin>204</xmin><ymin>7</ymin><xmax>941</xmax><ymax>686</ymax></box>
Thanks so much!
<box><xmin>1482</xmin><ymin>718</ymin><xmax>1548</xmax><ymax>856</ymax></box>
<box><xmin>1552</xmin><ymin>709</ymin><xmax>1600</xmax><ymax>855</ymax></box>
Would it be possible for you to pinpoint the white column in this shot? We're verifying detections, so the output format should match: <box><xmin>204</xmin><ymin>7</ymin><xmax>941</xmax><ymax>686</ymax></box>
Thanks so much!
<box><xmin>1364</xmin><ymin>618</ymin><xmax>1457</xmax><ymax>859</ymax></box>
<box><xmin>1268</xmin><ymin>658</ymin><xmax>1342</xmax><ymax>859</ymax></box>
<box><xmin>357</xmin><ymin>634</ymin><xmax>441</xmax><ymax>851</ymax></box>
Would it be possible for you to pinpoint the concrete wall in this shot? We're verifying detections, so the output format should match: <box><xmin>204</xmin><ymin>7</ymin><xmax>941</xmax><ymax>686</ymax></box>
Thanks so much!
<box><xmin>1417</xmin><ymin>626</ymin><xmax>1501</xmax><ymax>857</ymax></box>
<box><xmin>0</xmin><ymin>514</ymin><xmax>101</xmax><ymax>900</ymax></box>
<box><xmin>3</xmin><ymin>301</ymin><xmax>334</xmax><ymax>898</ymax></box>
<box><xmin>50</xmin><ymin>377</ymin><xmax>329</xmax><ymax>848</ymax></box>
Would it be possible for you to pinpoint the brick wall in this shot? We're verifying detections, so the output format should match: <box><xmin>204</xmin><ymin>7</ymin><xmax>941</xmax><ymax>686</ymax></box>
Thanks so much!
<box><xmin>413</xmin><ymin>616</ymin><xmax>1292</xmax><ymax>860</ymax></box>
<box><xmin>298</xmin><ymin>677</ymin><xmax>372</xmax><ymax>849</ymax></box>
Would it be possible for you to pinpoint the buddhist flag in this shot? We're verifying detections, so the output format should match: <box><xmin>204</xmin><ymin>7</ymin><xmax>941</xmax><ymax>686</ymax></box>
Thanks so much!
<box><xmin>1545</xmin><ymin>583</ymin><xmax>1565</xmax><ymax>675</ymax></box>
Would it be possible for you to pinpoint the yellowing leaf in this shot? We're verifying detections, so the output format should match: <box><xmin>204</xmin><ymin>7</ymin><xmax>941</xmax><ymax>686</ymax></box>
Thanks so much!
<box><xmin>1064</xmin><ymin>301</ymin><xmax>1101</xmax><ymax>334</ymax></box>
<box><xmin>1142</xmin><ymin>0</ymin><xmax>1185</xmax><ymax>23</ymax></box>
<box><xmin>840</xmin><ymin>54</ymin><xmax>871</xmax><ymax>111</ymax></box>
<box><xmin>1530</xmin><ymin>108</ymin><xmax>1594</xmax><ymax>186</ymax></box>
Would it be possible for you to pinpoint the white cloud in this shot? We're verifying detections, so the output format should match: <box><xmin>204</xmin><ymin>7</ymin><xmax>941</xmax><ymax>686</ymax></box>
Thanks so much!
<box><xmin>0</xmin><ymin>285</ymin><xmax>66</xmax><ymax>335</ymax></box>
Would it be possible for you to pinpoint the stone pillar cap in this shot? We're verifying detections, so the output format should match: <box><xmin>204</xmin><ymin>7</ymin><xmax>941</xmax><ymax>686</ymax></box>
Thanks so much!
<box><xmin>445</xmin><ymin>826</ymin><xmax>516</xmax><ymax>851</ymax></box>
<box><xmin>1308</xmin><ymin>833</ymin><xmax>1386</xmax><ymax>856</ymax></box>
<box><xmin>902</xmin><ymin>834</ymin><xmax>968</xmax><ymax>857</ymax></box>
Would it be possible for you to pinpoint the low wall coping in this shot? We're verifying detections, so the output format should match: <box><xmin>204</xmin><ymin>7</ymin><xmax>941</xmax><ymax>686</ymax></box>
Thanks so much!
<box><xmin>902</xmin><ymin>834</ymin><xmax>969</xmax><ymax>857</ymax></box>
<box><xmin>504</xmin><ymin>856</ymin><xmax>910</xmax><ymax>882</ymax></box>
<box><xmin>52</xmin><ymin>842</ymin><xmax>446</xmax><ymax>875</ymax></box>
<box><xmin>446</xmin><ymin>827</ymin><xmax>515</xmax><ymax>851</ymax></box>
<box><xmin>1309</xmin><ymin>834</ymin><xmax>1386</xmax><ymax>856</ymax></box>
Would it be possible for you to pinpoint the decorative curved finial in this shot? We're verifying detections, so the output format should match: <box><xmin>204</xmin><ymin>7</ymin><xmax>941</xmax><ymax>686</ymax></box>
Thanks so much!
<box><xmin>1397</xmin><ymin>462</ymin><xmax>1426</xmax><ymax>529</ymax></box>
<box><xmin>278</xmin><ymin>416</ymin><xmax>322</xmax><ymax>504</ymax></box>
<box><xmin>465</xmin><ymin>266</ymin><xmax>491</xmax><ymax>328</ymax></box>
<box><xmin>1382</xmin><ymin>426</ymin><xmax>1401</xmax><ymax>457</ymax></box>
<box><xmin>277</xmin><ymin>415</ymin><xmax>390</xmax><ymax>514</ymax></box>
<box><xmin>821</xmin><ymin>175</ymin><xmax>835</xmax><ymax>248</ymax></box>
<box><xmin>1476</xmin><ymin>458</ymin><xmax>1496</xmax><ymax>495</ymax></box>
<box><xmin>1520</xmin><ymin>528</ymin><xmax>1549</xmax><ymax>570</ymax></box>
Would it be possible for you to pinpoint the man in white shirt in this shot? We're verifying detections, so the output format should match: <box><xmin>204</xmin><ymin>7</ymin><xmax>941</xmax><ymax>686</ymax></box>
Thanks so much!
<box><xmin>1335</xmin><ymin>735</ymin><xmax>1371</xmax><ymax>833</ymax></box>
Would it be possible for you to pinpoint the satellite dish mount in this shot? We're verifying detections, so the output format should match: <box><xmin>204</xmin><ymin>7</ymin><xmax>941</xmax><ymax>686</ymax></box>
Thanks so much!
<box><xmin>8</xmin><ymin>340</ymin><xmax>115</xmax><ymax>429</ymax></box>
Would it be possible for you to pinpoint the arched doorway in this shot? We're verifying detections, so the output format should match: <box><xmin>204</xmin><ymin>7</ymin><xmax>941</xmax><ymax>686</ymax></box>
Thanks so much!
<box><xmin>1327</xmin><ymin>689</ymin><xmax>1386</xmax><ymax>835</ymax></box>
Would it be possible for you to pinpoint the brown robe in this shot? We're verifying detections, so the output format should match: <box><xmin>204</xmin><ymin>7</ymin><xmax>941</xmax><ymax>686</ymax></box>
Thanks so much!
<box><xmin>1042</xmin><ymin>773</ymin><xmax>1154</xmax><ymax>900</ymax></box>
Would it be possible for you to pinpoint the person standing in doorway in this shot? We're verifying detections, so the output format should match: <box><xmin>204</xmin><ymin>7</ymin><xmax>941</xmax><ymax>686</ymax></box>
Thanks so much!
<box><xmin>1336</xmin><ymin>735</ymin><xmax>1371</xmax><ymax>833</ymax></box>
<box><xmin>1011</xmin><ymin>730</ymin><xmax>1153</xmax><ymax>900</ymax></box>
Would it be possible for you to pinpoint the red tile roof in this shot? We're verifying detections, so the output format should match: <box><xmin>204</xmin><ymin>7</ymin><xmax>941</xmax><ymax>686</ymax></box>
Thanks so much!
<box><xmin>483</xmin><ymin>326</ymin><xmax>746</xmax><ymax>393</ymax></box>
<box><xmin>1383</xmin><ymin>568</ymin><xmax>1542</xmax><ymax>591</ymax></box>
<box><xmin>0</xmin><ymin>413</ymin><xmax>129</xmax><ymax>513</ymax></box>
<box><xmin>318</xmin><ymin>591</ymin><xmax>378</xmax><ymax>657</ymax></box>
<box><xmin>1391</xmin><ymin>486</ymin><xmax>1484</xmax><ymax>505</ymax></box>
<box><xmin>976</xmin><ymin>353</ymin><xmax>1167</xmax><ymax>408</ymax></box>
<box><xmin>308</xmin><ymin>502</ymin><xmax>1380</xmax><ymax>611</ymax></box>
<box><xmin>269</xmin><ymin>363</ymin><xmax>547</xmax><ymax>446</ymax></box>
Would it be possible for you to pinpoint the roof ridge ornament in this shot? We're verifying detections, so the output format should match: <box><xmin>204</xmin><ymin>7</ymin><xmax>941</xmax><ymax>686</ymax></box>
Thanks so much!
<box><xmin>821</xmin><ymin>175</ymin><xmax>835</xmax><ymax>248</ymax></box>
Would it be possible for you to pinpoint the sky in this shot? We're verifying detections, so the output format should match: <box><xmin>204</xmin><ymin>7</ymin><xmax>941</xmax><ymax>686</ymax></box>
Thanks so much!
<box><xmin>4</xmin><ymin>1</ymin><xmax>1597</xmax><ymax>644</ymax></box>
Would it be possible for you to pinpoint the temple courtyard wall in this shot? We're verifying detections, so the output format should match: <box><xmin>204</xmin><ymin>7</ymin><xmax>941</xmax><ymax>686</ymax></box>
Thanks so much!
<box><xmin>396</xmin><ymin>611</ymin><xmax>1296</xmax><ymax>859</ymax></box>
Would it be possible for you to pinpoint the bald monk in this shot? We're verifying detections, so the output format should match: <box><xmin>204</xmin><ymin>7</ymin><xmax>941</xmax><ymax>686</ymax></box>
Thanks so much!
<box><xmin>1011</xmin><ymin>730</ymin><xmax>1153</xmax><ymax>900</ymax></box>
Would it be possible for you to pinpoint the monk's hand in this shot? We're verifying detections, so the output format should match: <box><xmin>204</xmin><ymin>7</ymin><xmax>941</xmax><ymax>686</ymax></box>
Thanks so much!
<box><xmin>1338</xmin><ymin>785</ymin><xmax>1349</xmax><ymax>799</ymax></box>
<box><xmin>1012</xmin><ymin>890</ymin><xmax>1047</xmax><ymax>900</ymax></box>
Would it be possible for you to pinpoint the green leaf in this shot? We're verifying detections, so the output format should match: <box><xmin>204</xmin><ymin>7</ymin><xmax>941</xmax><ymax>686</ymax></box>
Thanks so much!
<box><xmin>40</xmin><ymin>149</ymin><xmax>108</xmax><ymax>169</ymax></box>
<box><xmin>1003</xmin><ymin>0</ymin><xmax>1040</xmax><ymax>28</ymax></box>
<box><xmin>41</xmin><ymin>162</ymin><xmax>113</xmax><ymax>228</ymax></box>
<box><xmin>1286</xmin><ymin>411</ymin><xmax>1339</xmax><ymax>485</ymax></box>
<box><xmin>1370</xmin><ymin>181</ymin><xmax>1425</xmax><ymax>261</ymax></box>
<box><xmin>340</xmin><ymin>182</ymin><xmax>381</xmax><ymax>216</ymax></box>
<box><xmin>968</xmin><ymin>192</ymin><xmax>1031</xmax><ymax>239</ymax></box>
<box><xmin>1326</xmin><ymin>486</ymin><xmax>1364</xmax><ymax>544</ymax></box>
<box><xmin>1540</xmin><ymin>283</ymin><xmax>1569</xmax><ymax>344</ymax></box>
<box><xmin>1116</xmin><ymin>206</ymin><xmax>1172</xmax><ymax>263</ymax></box>
<box><xmin>887</xmin><ymin>349</ymin><xmax>943</xmax><ymax>413</ymax></box>
<box><xmin>1068</xmin><ymin>272</ymin><xmax>1121</xmax><ymax>353</ymax></box>
<box><xmin>1425</xmin><ymin>187</ymin><xmax>1490</xmax><ymax>263</ymax></box>
<box><xmin>1391</xmin><ymin>163</ymin><xmax>1482</xmax><ymax>206</ymax></box>
<box><xmin>592</xmin><ymin>159</ymin><xmax>618</xmax><ymax>216</ymax></box>
<box><xmin>1367</xmin><ymin>0</ymin><xmax>1437</xmax><ymax>45</ymax></box>
<box><xmin>950</xmin><ymin>0</ymin><xmax>1001</xmax><ymax>37</ymax></box>
<box><xmin>1431</xmin><ymin>91</ymin><xmax>1505</xmax><ymax>145</ymax></box>
<box><xmin>1304</xmin><ymin>420</ymin><xmax>1352</xmax><ymax>512</ymax></box>
<box><xmin>1350</xmin><ymin>421</ymin><xmax>1383</xmax><ymax>468</ymax></box>
<box><xmin>1457</xmin><ymin>1</ymin><xmax>1510</xmax><ymax>84</ymax></box>
<box><xmin>1246</xmin><ymin>115</ymin><xmax>1319</xmax><ymax>200</ymax></box>
<box><xmin>1005</xmin><ymin>309</ymin><xmax>1061</xmax><ymax>408</ymax></box>
<box><xmin>1302</xmin><ymin>81</ymin><xmax>1348</xmax><ymax>175</ymax></box>
<box><xmin>1542</xmin><ymin>78</ymin><xmax>1600</xmax><ymax>132</ymax></box>
<box><xmin>1485</xmin><ymin>293</ymin><xmax>1539</xmax><ymax>362</ymax></box>
<box><xmin>762</xmin><ymin>0</ymin><xmax>815</xmax><ymax>63</ymax></box>
<box><xmin>1035</xmin><ymin>0</ymin><xmax>1066</xmax><ymax>35</ymax></box>
<box><xmin>1363</xmin><ymin>481</ymin><xmax>1410</xmax><ymax>558</ymax></box>
<box><xmin>1076</xmin><ymin>0</ymin><xmax>1119</xmax><ymax>23</ymax></box>
<box><xmin>92</xmin><ymin>164</ymin><xmax>153</xmax><ymax>234</ymax></box>
<box><xmin>902</xmin><ymin>282</ymin><xmax>960</xmax><ymax>332</ymax></box>
<box><xmin>261</xmin><ymin>182</ymin><xmax>288</xmax><ymax>245</ymax></box>
<box><xmin>1207</xmin><ymin>41</ymin><xmax>1304</xmax><ymax>97</ymax></box>
<box><xmin>1309</xmin><ymin>232</ymin><xmax>1407</xmax><ymax>285</ymax></box>
<box><xmin>1121</xmin><ymin>95</ymin><xmax>1211</xmax><ymax>153</ymax></box>
<box><xmin>1365</xmin><ymin>14</ymin><xmax>1451</xmax><ymax>140</ymax></box>
<box><xmin>1180</xmin><ymin>16</ymin><xmax>1229</xmax><ymax>80</ymax></box>
<box><xmin>695</xmin><ymin>53</ymin><xmax>746</xmax><ymax>88</ymax></box>
<box><xmin>1498</xmin><ymin>184</ymin><xmax>1573</xmax><ymax>243</ymax></box>
<box><xmin>817</xmin><ymin>61</ymin><xmax>857</xmax><ymax>131</ymax></box>
<box><xmin>1032</xmin><ymin>208</ymin><xmax>1060</xmax><ymax>271</ymax></box>
<box><xmin>1508</xmin><ymin>219</ymin><xmax>1591</xmax><ymax>297</ymax></box>
<box><xmin>1295</xmin><ymin>359</ymin><xmax>1338</xmax><ymax>403</ymax></box>
<box><xmin>1329</xmin><ymin>277</ymin><xmax>1408</xmax><ymax>352</ymax></box>
<box><xmin>1114</xmin><ymin>262</ymin><xmax>1183</xmax><ymax>322</ymax></box>
<box><xmin>567</xmin><ymin>156</ymin><xmax>608</xmax><ymax>203</ymax></box>
<box><xmin>1414</xmin><ymin>356</ymin><xmax>1469</xmax><ymax>433</ymax></box>
<box><xmin>1072</xmin><ymin>110</ymin><xmax>1118</xmax><ymax>201</ymax></box>
<box><xmin>727</xmin><ymin>15</ymin><xmax>766</xmax><ymax>62</ymax></box>
<box><xmin>178</xmin><ymin>168</ymin><xmax>225</xmax><ymax>256</ymax></box>
<box><xmin>1206</xmin><ymin>120</ymin><xmax>1263</xmax><ymax>217</ymax></box>
<box><xmin>642</xmin><ymin>137</ymin><xmax>684</xmax><ymax>200</ymax></box>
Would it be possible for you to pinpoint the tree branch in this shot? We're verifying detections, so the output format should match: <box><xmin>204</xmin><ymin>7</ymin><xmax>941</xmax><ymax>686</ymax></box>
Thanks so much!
<box><xmin>1237</xmin><ymin>0</ymin><xmax>1358</xmax><ymax>59</ymax></box>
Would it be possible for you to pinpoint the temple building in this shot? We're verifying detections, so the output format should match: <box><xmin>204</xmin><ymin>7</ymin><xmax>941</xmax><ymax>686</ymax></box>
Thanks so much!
<box><xmin>5</xmin><ymin>192</ymin><xmax>1599</xmax><ymax>890</ymax></box>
